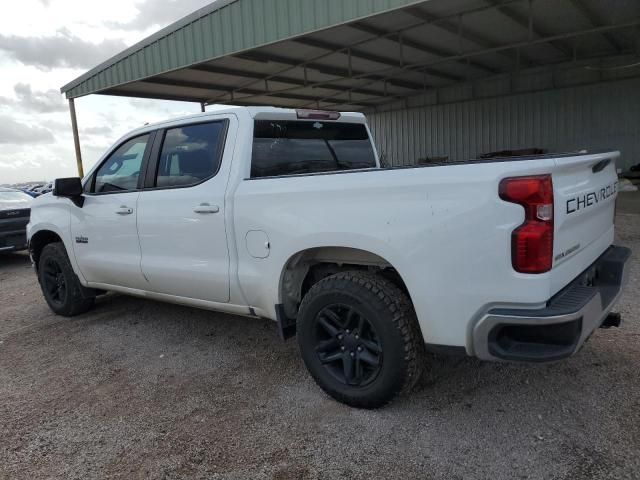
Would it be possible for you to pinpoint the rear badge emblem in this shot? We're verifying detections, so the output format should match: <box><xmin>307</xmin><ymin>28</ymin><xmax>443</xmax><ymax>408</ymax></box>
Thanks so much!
<box><xmin>555</xmin><ymin>244</ymin><xmax>580</xmax><ymax>262</ymax></box>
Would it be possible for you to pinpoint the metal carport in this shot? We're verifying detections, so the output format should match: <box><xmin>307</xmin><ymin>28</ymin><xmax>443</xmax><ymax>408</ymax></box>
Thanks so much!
<box><xmin>61</xmin><ymin>0</ymin><xmax>640</xmax><ymax>175</ymax></box>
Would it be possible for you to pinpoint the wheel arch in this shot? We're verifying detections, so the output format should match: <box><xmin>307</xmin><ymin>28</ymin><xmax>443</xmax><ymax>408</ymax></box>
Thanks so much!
<box><xmin>278</xmin><ymin>246</ymin><xmax>417</xmax><ymax>329</ymax></box>
<box><xmin>29</xmin><ymin>229</ymin><xmax>65</xmax><ymax>271</ymax></box>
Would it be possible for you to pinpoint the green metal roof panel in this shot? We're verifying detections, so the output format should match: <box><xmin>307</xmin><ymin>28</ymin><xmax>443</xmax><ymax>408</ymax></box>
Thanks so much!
<box><xmin>61</xmin><ymin>0</ymin><xmax>428</xmax><ymax>99</ymax></box>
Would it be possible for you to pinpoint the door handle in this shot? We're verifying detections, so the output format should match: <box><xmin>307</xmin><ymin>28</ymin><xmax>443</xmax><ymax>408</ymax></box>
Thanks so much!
<box><xmin>115</xmin><ymin>206</ymin><xmax>134</xmax><ymax>215</ymax></box>
<box><xmin>194</xmin><ymin>203</ymin><xmax>220</xmax><ymax>214</ymax></box>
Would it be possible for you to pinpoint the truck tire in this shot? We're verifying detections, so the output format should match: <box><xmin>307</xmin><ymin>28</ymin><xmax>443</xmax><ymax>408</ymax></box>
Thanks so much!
<box><xmin>38</xmin><ymin>242</ymin><xmax>95</xmax><ymax>317</ymax></box>
<box><xmin>297</xmin><ymin>271</ymin><xmax>424</xmax><ymax>408</ymax></box>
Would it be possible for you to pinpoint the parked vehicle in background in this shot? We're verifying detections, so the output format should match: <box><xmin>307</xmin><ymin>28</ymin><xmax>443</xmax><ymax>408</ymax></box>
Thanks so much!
<box><xmin>25</xmin><ymin>184</ymin><xmax>45</xmax><ymax>196</ymax></box>
<box><xmin>27</xmin><ymin>107</ymin><xmax>631</xmax><ymax>408</ymax></box>
<box><xmin>20</xmin><ymin>188</ymin><xmax>40</xmax><ymax>198</ymax></box>
<box><xmin>0</xmin><ymin>188</ymin><xmax>32</xmax><ymax>253</ymax></box>
<box><xmin>34</xmin><ymin>182</ymin><xmax>53</xmax><ymax>195</ymax></box>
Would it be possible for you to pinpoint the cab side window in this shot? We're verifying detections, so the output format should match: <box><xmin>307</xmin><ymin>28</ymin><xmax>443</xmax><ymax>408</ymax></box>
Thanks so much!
<box><xmin>155</xmin><ymin>121</ymin><xmax>227</xmax><ymax>188</ymax></box>
<box><xmin>93</xmin><ymin>134</ymin><xmax>150</xmax><ymax>193</ymax></box>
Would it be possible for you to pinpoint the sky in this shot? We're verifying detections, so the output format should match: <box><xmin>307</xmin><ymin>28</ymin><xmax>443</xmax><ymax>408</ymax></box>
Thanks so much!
<box><xmin>0</xmin><ymin>0</ymin><xmax>217</xmax><ymax>185</ymax></box>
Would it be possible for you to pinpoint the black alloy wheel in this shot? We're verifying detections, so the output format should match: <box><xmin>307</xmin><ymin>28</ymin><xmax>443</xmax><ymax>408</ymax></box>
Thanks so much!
<box><xmin>41</xmin><ymin>256</ymin><xmax>67</xmax><ymax>307</ymax></box>
<box><xmin>313</xmin><ymin>304</ymin><xmax>383</xmax><ymax>387</ymax></box>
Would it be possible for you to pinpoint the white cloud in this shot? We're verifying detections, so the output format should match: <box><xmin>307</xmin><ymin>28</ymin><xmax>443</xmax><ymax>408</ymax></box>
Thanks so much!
<box><xmin>0</xmin><ymin>1</ymin><xmax>207</xmax><ymax>184</ymax></box>
<box><xmin>0</xmin><ymin>29</ymin><xmax>127</xmax><ymax>71</ymax></box>
<box><xmin>0</xmin><ymin>158</ymin><xmax>41</xmax><ymax>171</ymax></box>
<box><xmin>82</xmin><ymin>126</ymin><xmax>113</xmax><ymax>136</ymax></box>
<box><xmin>109</xmin><ymin>0</ymin><xmax>215</xmax><ymax>30</ymax></box>
<box><xmin>0</xmin><ymin>116</ymin><xmax>54</xmax><ymax>144</ymax></box>
<box><xmin>0</xmin><ymin>83</ymin><xmax>67</xmax><ymax>113</ymax></box>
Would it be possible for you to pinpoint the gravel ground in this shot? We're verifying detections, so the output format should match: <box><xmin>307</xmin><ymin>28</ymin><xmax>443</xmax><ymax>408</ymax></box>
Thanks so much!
<box><xmin>1</xmin><ymin>201</ymin><xmax>638</xmax><ymax>479</ymax></box>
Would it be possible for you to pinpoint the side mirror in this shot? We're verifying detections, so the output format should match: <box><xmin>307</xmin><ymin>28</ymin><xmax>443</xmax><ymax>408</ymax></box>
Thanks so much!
<box><xmin>53</xmin><ymin>177</ymin><xmax>84</xmax><ymax>207</ymax></box>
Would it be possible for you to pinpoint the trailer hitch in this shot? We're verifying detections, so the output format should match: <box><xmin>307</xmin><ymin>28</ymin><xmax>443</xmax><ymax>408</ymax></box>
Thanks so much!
<box><xmin>600</xmin><ymin>312</ymin><xmax>622</xmax><ymax>329</ymax></box>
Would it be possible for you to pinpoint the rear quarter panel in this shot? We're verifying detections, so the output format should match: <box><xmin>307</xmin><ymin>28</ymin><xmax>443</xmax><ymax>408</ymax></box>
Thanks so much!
<box><xmin>233</xmin><ymin>157</ymin><xmax>569</xmax><ymax>349</ymax></box>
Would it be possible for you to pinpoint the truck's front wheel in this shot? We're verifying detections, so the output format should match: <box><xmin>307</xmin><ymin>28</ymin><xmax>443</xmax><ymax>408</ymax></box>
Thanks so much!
<box><xmin>297</xmin><ymin>271</ymin><xmax>423</xmax><ymax>408</ymax></box>
<box><xmin>38</xmin><ymin>242</ymin><xmax>95</xmax><ymax>317</ymax></box>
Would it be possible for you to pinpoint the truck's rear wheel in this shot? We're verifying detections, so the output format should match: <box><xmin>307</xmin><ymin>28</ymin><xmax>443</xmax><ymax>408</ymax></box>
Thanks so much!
<box><xmin>297</xmin><ymin>271</ymin><xmax>423</xmax><ymax>408</ymax></box>
<box><xmin>38</xmin><ymin>242</ymin><xmax>95</xmax><ymax>316</ymax></box>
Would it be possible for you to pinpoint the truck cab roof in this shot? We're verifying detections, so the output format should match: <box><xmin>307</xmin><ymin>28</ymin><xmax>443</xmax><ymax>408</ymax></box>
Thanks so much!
<box><xmin>129</xmin><ymin>106</ymin><xmax>367</xmax><ymax>137</ymax></box>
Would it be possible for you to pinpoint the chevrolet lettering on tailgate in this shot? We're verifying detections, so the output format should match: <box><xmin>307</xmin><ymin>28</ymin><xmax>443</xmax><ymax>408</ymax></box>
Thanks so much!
<box><xmin>566</xmin><ymin>181</ymin><xmax>618</xmax><ymax>214</ymax></box>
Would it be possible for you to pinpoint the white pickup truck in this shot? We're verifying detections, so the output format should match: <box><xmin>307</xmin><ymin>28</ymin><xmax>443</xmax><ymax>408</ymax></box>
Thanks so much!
<box><xmin>28</xmin><ymin>106</ymin><xmax>630</xmax><ymax>408</ymax></box>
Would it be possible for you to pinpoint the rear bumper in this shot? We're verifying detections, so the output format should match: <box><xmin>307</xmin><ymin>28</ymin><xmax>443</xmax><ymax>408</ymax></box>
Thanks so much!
<box><xmin>473</xmin><ymin>245</ymin><xmax>631</xmax><ymax>362</ymax></box>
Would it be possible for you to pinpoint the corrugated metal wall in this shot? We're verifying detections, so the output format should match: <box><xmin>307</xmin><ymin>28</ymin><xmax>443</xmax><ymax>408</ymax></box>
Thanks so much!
<box><xmin>367</xmin><ymin>77</ymin><xmax>640</xmax><ymax>171</ymax></box>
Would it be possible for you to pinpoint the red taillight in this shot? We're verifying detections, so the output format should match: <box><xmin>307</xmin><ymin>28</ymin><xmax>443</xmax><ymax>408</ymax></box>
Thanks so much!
<box><xmin>499</xmin><ymin>175</ymin><xmax>554</xmax><ymax>274</ymax></box>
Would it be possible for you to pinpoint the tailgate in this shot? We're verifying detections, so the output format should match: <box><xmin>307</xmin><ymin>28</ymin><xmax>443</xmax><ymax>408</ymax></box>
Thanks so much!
<box><xmin>0</xmin><ymin>208</ymin><xmax>30</xmax><ymax>233</ymax></box>
<box><xmin>552</xmin><ymin>152</ymin><xmax>619</xmax><ymax>270</ymax></box>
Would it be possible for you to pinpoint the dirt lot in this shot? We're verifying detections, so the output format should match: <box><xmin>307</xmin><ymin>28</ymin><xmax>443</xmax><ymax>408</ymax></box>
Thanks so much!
<box><xmin>1</xmin><ymin>195</ymin><xmax>639</xmax><ymax>480</ymax></box>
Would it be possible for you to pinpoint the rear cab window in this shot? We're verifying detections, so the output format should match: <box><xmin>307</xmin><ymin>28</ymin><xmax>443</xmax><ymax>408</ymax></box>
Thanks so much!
<box><xmin>251</xmin><ymin>120</ymin><xmax>377</xmax><ymax>178</ymax></box>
